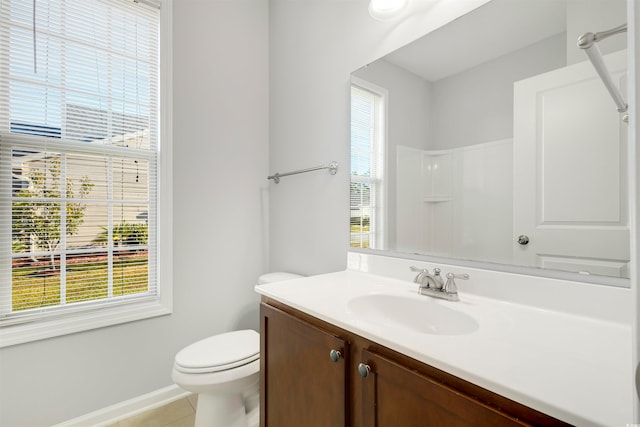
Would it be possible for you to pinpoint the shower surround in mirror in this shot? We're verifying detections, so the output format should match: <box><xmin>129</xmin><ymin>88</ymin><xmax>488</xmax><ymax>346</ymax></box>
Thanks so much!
<box><xmin>396</xmin><ymin>139</ymin><xmax>513</xmax><ymax>266</ymax></box>
<box><xmin>351</xmin><ymin>0</ymin><xmax>629</xmax><ymax>279</ymax></box>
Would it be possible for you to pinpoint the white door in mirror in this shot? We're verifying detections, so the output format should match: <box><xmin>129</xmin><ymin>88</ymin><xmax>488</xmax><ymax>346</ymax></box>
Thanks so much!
<box><xmin>513</xmin><ymin>50</ymin><xmax>629</xmax><ymax>277</ymax></box>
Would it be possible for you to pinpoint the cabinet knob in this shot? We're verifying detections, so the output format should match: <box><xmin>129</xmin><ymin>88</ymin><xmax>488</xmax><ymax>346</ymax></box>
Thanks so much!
<box><xmin>329</xmin><ymin>349</ymin><xmax>342</xmax><ymax>362</ymax></box>
<box><xmin>517</xmin><ymin>235</ymin><xmax>530</xmax><ymax>245</ymax></box>
<box><xmin>358</xmin><ymin>363</ymin><xmax>371</xmax><ymax>378</ymax></box>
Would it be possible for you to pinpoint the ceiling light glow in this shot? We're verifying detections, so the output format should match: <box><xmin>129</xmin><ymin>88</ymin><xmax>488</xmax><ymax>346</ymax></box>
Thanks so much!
<box><xmin>369</xmin><ymin>0</ymin><xmax>408</xmax><ymax>20</ymax></box>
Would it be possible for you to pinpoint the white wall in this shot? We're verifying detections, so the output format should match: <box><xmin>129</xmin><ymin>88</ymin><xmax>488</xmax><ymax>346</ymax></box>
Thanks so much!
<box><xmin>268</xmin><ymin>0</ymin><xmax>490</xmax><ymax>275</ymax></box>
<box><xmin>566</xmin><ymin>0</ymin><xmax>627</xmax><ymax>65</ymax></box>
<box><xmin>354</xmin><ymin>59</ymin><xmax>431</xmax><ymax>153</ymax></box>
<box><xmin>430</xmin><ymin>34</ymin><xmax>566</xmax><ymax>150</ymax></box>
<box><xmin>0</xmin><ymin>1</ymin><xmax>270</xmax><ymax>425</ymax></box>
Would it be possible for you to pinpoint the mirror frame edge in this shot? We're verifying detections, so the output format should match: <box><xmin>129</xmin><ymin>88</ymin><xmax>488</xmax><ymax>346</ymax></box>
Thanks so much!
<box><xmin>349</xmin><ymin>248</ymin><xmax>631</xmax><ymax>288</ymax></box>
<box><xmin>348</xmin><ymin>0</ymin><xmax>632</xmax><ymax>289</ymax></box>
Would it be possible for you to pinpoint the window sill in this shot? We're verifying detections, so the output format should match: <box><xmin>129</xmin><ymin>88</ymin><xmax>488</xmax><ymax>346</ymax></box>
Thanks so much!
<box><xmin>0</xmin><ymin>300</ymin><xmax>172</xmax><ymax>348</ymax></box>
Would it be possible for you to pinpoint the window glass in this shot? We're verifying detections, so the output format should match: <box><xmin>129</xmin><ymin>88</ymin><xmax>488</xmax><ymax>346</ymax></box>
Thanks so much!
<box><xmin>350</xmin><ymin>84</ymin><xmax>384</xmax><ymax>249</ymax></box>
<box><xmin>0</xmin><ymin>0</ymin><xmax>162</xmax><ymax>329</ymax></box>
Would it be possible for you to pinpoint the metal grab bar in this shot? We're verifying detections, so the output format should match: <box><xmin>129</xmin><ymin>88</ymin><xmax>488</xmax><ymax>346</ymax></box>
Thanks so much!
<box><xmin>577</xmin><ymin>24</ymin><xmax>628</xmax><ymax>114</ymax></box>
<box><xmin>268</xmin><ymin>161</ymin><xmax>339</xmax><ymax>184</ymax></box>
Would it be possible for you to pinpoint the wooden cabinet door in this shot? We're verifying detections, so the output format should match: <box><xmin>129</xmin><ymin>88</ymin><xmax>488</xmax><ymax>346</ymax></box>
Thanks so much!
<box><xmin>261</xmin><ymin>303</ymin><xmax>348</xmax><ymax>427</ymax></box>
<box><xmin>360</xmin><ymin>349</ymin><xmax>530</xmax><ymax>427</ymax></box>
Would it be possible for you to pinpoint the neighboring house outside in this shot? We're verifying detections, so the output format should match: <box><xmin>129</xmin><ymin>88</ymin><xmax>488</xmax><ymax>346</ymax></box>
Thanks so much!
<box><xmin>11</xmin><ymin>106</ymin><xmax>150</xmax><ymax>258</ymax></box>
<box><xmin>12</xmin><ymin>140</ymin><xmax>149</xmax><ymax>252</ymax></box>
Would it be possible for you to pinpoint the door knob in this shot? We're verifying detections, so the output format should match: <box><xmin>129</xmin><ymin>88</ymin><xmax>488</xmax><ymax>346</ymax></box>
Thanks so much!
<box><xmin>517</xmin><ymin>235</ymin><xmax>529</xmax><ymax>245</ymax></box>
<box><xmin>329</xmin><ymin>349</ymin><xmax>342</xmax><ymax>362</ymax></box>
<box><xmin>358</xmin><ymin>363</ymin><xmax>371</xmax><ymax>378</ymax></box>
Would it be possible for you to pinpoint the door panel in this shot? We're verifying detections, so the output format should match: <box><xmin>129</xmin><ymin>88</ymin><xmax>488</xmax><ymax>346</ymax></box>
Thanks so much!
<box><xmin>513</xmin><ymin>50</ymin><xmax>628</xmax><ymax>276</ymax></box>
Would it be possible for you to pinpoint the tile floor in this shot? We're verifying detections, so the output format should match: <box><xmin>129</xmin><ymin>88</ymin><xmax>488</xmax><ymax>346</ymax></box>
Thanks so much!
<box><xmin>106</xmin><ymin>394</ymin><xmax>196</xmax><ymax>427</ymax></box>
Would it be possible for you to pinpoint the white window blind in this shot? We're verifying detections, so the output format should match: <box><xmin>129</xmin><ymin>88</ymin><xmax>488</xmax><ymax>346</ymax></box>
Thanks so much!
<box><xmin>0</xmin><ymin>0</ymin><xmax>161</xmax><ymax>326</ymax></box>
<box><xmin>350</xmin><ymin>83</ymin><xmax>384</xmax><ymax>249</ymax></box>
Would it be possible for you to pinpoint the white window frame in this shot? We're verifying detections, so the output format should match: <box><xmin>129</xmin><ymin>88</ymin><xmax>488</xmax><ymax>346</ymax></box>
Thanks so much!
<box><xmin>350</xmin><ymin>76</ymin><xmax>387</xmax><ymax>249</ymax></box>
<box><xmin>0</xmin><ymin>0</ymin><xmax>173</xmax><ymax>348</ymax></box>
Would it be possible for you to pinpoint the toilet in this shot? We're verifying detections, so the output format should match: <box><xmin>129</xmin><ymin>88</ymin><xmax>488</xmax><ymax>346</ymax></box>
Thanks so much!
<box><xmin>172</xmin><ymin>272</ymin><xmax>303</xmax><ymax>427</ymax></box>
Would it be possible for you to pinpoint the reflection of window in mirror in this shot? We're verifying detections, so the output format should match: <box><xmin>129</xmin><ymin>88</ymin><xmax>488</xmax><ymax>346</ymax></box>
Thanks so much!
<box><xmin>350</xmin><ymin>78</ymin><xmax>386</xmax><ymax>249</ymax></box>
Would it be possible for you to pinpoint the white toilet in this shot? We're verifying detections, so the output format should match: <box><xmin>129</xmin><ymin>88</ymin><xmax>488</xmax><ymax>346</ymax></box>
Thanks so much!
<box><xmin>172</xmin><ymin>272</ymin><xmax>302</xmax><ymax>427</ymax></box>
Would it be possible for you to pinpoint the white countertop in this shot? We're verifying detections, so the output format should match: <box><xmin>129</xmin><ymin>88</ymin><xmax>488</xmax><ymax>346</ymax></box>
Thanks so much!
<box><xmin>255</xmin><ymin>268</ymin><xmax>632</xmax><ymax>427</ymax></box>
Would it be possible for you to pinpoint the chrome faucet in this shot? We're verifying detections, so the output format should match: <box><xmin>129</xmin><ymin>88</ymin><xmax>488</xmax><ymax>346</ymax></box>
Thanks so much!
<box><xmin>410</xmin><ymin>266</ymin><xmax>437</xmax><ymax>288</ymax></box>
<box><xmin>409</xmin><ymin>267</ymin><xmax>468</xmax><ymax>302</ymax></box>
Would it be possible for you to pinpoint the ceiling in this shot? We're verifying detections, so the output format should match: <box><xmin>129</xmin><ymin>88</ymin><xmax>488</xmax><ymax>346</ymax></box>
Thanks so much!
<box><xmin>383</xmin><ymin>0</ymin><xmax>567</xmax><ymax>81</ymax></box>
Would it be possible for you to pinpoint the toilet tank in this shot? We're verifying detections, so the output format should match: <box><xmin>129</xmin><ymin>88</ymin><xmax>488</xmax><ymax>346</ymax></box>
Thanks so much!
<box><xmin>258</xmin><ymin>272</ymin><xmax>303</xmax><ymax>285</ymax></box>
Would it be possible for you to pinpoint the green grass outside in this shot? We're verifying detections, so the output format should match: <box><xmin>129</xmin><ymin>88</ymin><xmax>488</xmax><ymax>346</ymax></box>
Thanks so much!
<box><xmin>12</xmin><ymin>256</ymin><xmax>148</xmax><ymax>311</ymax></box>
<box><xmin>350</xmin><ymin>225</ymin><xmax>371</xmax><ymax>248</ymax></box>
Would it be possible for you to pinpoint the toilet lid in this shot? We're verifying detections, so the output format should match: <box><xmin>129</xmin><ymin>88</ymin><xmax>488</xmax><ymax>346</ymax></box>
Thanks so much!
<box><xmin>175</xmin><ymin>330</ymin><xmax>260</xmax><ymax>374</ymax></box>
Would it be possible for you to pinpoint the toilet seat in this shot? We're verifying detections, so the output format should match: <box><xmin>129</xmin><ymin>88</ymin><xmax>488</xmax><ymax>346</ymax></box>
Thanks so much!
<box><xmin>175</xmin><ymin>330</ymin><xmax>259</xmax><ymax>374</ymax></box>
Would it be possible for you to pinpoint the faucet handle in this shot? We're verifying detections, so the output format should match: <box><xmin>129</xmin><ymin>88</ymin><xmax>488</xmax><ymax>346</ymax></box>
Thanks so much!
<box><xmin>444</xmin><ymin>272</ymin><xmax>469</xmax><ymax>293</ymax></box>
<box><xmin>409</xmin><ymin>266</ymin><xmax>429</xmax><ymax>283</ymax></box>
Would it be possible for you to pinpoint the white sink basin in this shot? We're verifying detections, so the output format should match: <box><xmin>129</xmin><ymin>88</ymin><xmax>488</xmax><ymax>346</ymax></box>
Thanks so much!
<box><xmin>347</xmin><ymin>294</ymin><xmax>479</xmax><ymax>335</ymax></box>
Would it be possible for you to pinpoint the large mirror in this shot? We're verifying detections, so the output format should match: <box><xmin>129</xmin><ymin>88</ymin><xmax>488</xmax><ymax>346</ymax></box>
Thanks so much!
<box><xmin>350</xmin><ymin>0</ymin><xmax>630</xmax><ymax>282</ymax></box>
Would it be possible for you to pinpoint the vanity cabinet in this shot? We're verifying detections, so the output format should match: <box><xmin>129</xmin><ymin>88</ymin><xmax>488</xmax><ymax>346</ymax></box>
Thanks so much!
<box><xmin>260</xmin><ymin>300</ymin><xmax>571</xmax><ymax>427</ymax></box>
<box><xmin>361</xmin><ymin>349</ymin><xmax>539</xmax><ymax>427</ymax></box>
<box><xmin>260</xmin><ymin>301</ymin><xmax>348</xmax><ymax>426</ymax></box>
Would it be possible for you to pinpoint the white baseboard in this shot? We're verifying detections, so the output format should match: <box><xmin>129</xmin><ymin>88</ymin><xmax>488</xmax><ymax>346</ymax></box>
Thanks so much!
<box><xmin>52</xmin><ymin>384</ymin><xmax>192</xmax><ymax>427</ymax></box>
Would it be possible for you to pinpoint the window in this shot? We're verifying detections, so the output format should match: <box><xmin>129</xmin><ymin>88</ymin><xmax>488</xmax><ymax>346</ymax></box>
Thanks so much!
<box><xmin>0</xmin><ymin>0</ymin><xmax>172</xmax><ymax>346</ymax></box>
<box><xmin>350</xmin><ymin>78</ymin><xmax>385</xmax><ymax>249</ymax></box>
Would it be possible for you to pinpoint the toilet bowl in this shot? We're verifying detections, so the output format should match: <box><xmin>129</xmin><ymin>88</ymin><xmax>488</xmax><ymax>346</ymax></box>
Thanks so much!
<box><xmin>172</xmin><ymin>330</ymin><xmax>260</xmax><ymax>427</ymax></box>
<box><xmin>172</xmin><ymin>272</ymin><xmax>302</xmax><ymax>427</ymax></box>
